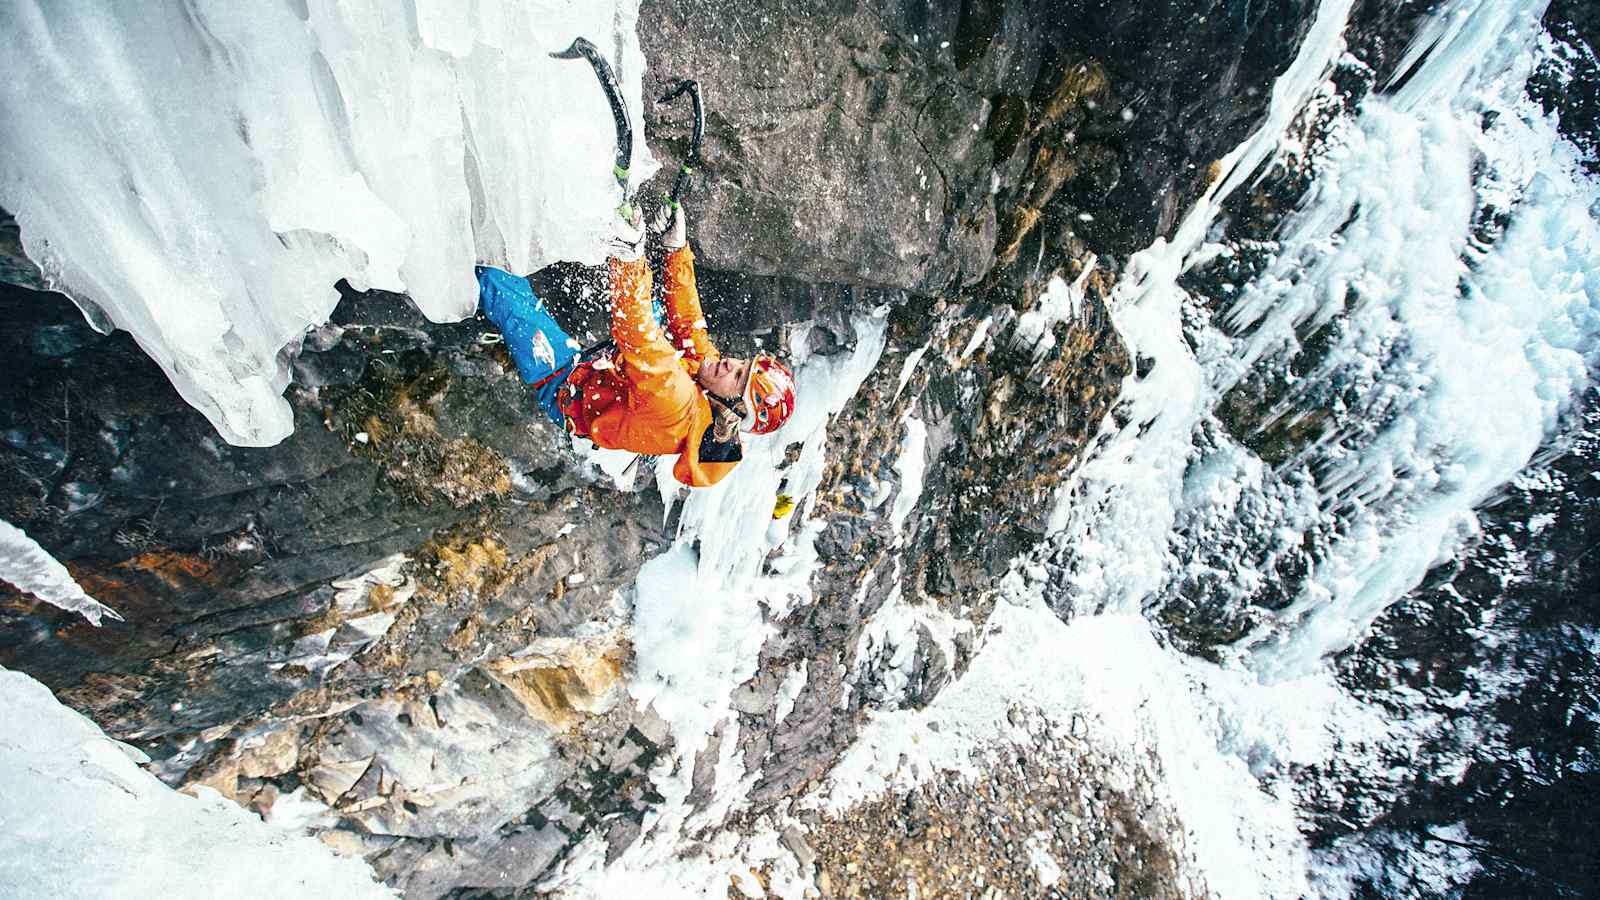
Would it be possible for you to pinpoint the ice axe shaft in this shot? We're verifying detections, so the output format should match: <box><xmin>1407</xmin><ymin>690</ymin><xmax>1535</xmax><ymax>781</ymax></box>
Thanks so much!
<box><xmin>657</xmin><ymin>79</ymin><xmax>704</xmax><ymax>206</ymax></box>
<box><xmin>551</xmin><ymin>37</ymin><xmax>633</xmax><ymax>195</ymax></box>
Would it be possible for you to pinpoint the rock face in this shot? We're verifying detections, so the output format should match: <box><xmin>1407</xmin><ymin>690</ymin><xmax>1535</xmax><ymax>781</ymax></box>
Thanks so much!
<box><xmin>1533</xmin><ymin>0</ymin><xmax>1600</xmax><ymax>172</ymax></box>
<box><xmin>0</xmin><ymin>279</ymin><xmax>681</xmax><ymax>894</ymax></box>
<box><xmin>639</xmin><ymin>0</ymin><xmax>1316</xmax><ymax>298</ymax></box>
<box><xmin>0</xmin><ymin>209</ymin><xmax>43</xmax><ymax>292</ymax></box>
<box><xmin>0</xmin><ymin>0</ymin><xmax>1328</xmax><ymax>896</ymax></box>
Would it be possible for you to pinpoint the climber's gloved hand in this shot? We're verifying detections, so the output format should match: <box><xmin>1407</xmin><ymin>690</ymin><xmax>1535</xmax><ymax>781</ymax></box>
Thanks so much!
<box><xmin>607</xmin><ymin>204</ymin><xmax>645</xmax><ymax>261</ymax></box>
<box><xmin>648</xmin><ymin>201</ymin><xmax>687</xmax><ymax>251</ymax></box>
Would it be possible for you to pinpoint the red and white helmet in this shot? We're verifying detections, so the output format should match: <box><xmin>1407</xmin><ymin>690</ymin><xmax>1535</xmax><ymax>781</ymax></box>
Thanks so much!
<box><xmin>741</xmin><ymin>354</ymin><xmax>797</xmax><ymax>435</ymax></box>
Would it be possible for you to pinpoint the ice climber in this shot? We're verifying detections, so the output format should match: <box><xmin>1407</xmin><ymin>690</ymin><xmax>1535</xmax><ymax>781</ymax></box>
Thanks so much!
<box><xmin>474</xmin><ymin>204</ymin><xmax>797</xmax><ymax>487</ymax></box>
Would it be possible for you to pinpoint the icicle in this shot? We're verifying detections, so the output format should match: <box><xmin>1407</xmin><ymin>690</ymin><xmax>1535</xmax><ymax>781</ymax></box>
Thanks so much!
<box><xmin>0</xmin><ymin>519</ymin><xmax>121</xmax><ymax>625</ymax></box>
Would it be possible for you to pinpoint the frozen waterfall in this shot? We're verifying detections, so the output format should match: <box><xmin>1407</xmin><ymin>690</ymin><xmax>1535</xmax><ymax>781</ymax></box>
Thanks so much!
<box><xmin>1225</xmin><ymin>0</ymin><xmax>1599</xmax><ymax>677</ymax></box>
<box><xmin>1044</xmin><ymin>0</ymin><xmax>1599</xmax><ymax>679</ymax></box>
<box><xmin>0</xmin><ymin>0</ymin><xmax>654</xmax><ymax>446</ymax></box>
<box><xmin>1</xmin><ymin>0</ymin><xmax>1595</xmax><ymax>895</ymax></box>
<box><xmin>911</xmin><ymin>0</ymin><xmax>1598</xmax><ymax>892</ymax></box>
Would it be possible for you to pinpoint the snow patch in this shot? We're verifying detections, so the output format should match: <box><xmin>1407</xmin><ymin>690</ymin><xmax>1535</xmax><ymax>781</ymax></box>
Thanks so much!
<box><xmin>1013</xmin><ymin>265</ymin><xmax>1094</xmax><ymax>361</ymax></box>
<box><xmin>0</xmin><ymin>666</ymin><xmax>394</xmax><ymax>898</ymax></box>
<box><xmin>773</xmin><ymin>661</ymin><xmax>808</xmax><ymax>725</ymax></box>
<box><xmin>889</xmin><ymin>413</ymin><xmax>927</xmax><ymax>538</ymax></box>
<box><xmin>1024</xmin><ymin>831</ymin><xmax>1064</xmax><ymax>887</ymax></box>
<box><xmin>818</xmin><ymin>599</ymin><xmax>1328</xmax><ymax>899</ymax></box>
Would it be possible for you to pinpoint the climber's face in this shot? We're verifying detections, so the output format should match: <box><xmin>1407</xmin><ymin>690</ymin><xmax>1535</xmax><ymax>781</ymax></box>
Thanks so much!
<box><xmin>697</xmin><ymin>355</ymin><xmax>750</xmax><ymax>401</ymax></box>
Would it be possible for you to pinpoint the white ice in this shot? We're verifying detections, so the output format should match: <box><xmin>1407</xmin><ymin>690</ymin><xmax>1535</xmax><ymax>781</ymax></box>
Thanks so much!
<box><xmin>1012</xmin><ymin>264</ymin><xmax>1093</xmax><ymax>361</ymax></box>
<box><xmin>1026</xmin><ymin>0</ymin><xmax>1595</xmax><ymax>893</ymax></box>
<box><xmin>629</xmin><ymin>313</ymin><xmax>889</xmax><ymax>751</ymax></box>
<box><xmin>1040</xmin><ymin>0</ymin><xmax>1361</xmax><ymax>612</ymax></box>
<box><xmin>889</xmin><ymin>412</ymin><xmax>927</xmax><ymax>538</ymax></box>
<box><xmin>0</xmin><ymin>518</ymin><xmax>121</xmax><ymax>625</ymax></box>
<box><xmin>0</xmin><ymin>666</ymin><xmax>395</xmax><ymax>899</ymax></box>
<box><xmin>0</xmin><ymin>0</ymin><xmax>655</xmax><ymax>446</ymax></box>
<box><xmin>1210</xmin><ymin>0</ymin><xmax>1599</xmax><ymax>677</ymax></box>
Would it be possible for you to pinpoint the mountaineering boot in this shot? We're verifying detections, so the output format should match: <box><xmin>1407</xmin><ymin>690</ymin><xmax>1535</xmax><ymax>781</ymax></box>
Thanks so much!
<box><xmin>476</xmin><ymin>266</ymin><xmax>579</xmax><ymax>425</ymax></box>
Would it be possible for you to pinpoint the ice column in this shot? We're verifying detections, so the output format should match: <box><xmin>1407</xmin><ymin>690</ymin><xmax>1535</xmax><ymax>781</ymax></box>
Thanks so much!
<box><xmin>0</xmin><ymin>0</ymin><xmax>653</xmax><ymax>446</ymax></box>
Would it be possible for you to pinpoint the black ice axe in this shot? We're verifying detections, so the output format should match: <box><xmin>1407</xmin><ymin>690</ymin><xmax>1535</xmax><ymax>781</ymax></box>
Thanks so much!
<box><xmin>550</xmin><ymin>37</ymin><xmax>634</xmax><ymax>215</ymax></box>
<box><xmin>656</xmin><ymin>79</ymin><xmax>704</xmax><ymax>208</ymax></box>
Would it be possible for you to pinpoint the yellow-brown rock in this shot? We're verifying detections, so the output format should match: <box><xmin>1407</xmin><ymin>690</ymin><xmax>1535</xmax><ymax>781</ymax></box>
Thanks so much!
<box><xmin>238</xmin><ymin>726</ymin><xmax>301</xmax><ymax>779</ymax></box>
<box><xmin>485</xmin><ymin>638</ymin><xmax>629</xmax><ymax>731</ymax></box>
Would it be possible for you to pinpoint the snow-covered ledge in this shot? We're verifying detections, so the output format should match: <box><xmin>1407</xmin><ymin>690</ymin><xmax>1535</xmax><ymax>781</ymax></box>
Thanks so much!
<box><xmin>0</xmin><ymin>666</ymin><xmax>395</xmax><ymax>898</ymax></box>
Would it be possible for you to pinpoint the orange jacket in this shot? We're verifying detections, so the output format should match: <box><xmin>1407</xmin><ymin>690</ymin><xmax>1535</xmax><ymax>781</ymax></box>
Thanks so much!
<box><xmin>569</xmin><ymin>246</ymin><xmax>739</xmax><ymax>487</ymax></box>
